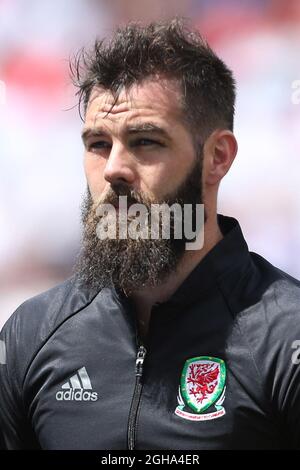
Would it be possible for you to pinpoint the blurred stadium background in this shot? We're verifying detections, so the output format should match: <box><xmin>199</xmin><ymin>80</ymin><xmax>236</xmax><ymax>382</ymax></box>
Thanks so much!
<box><xmin>0</xmin><ymin>0</ymin><xmax>300</xmax><ymax>328</ymax></box>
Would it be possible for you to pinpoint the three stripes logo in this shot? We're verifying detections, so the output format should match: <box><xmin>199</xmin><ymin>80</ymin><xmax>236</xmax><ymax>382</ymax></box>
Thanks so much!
<box><xmin>56</xmin><ymin>367</ymin><xmax>98</xmax><ymax>402</ymax></box>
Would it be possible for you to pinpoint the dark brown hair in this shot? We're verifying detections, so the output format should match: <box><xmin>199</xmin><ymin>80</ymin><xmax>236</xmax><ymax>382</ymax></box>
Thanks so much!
<box><xmin>70</xmin><ymin>18</ymin><xmax>236</xmax><ymax>141</ymax></box>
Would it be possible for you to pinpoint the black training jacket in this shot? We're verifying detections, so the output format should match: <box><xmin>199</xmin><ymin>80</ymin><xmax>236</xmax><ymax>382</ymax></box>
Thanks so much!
<box><xmin>1</xmin><ymin>214</ymin><xmax>300</xmax><ymax>450</ymax></box>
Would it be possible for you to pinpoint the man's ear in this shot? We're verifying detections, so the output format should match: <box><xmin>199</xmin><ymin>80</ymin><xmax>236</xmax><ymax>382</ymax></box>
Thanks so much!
<box><xmin>203</xmin><ymin>130</ymin><xmax>238</xmax><ymax>186</ymax></box>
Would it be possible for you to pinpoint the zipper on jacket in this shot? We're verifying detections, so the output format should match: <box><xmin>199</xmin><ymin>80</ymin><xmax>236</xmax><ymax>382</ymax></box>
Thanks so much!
<box><xmin>127</xmin><ymin>343</ymin><xmax>147</xmax><ymax>450</ymax></box>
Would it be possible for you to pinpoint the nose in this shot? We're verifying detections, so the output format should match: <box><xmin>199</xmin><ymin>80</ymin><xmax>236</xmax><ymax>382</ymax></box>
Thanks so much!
<box><xmin>103</xmin><ymin>143</ymin><xmax>136</xmax><ymax>186</ymax></box>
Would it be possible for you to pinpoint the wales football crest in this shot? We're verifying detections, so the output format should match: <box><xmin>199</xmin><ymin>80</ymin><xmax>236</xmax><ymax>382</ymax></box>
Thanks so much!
<box><xmin>175</xmin><ymin>356</ymin><xmax>226</xmax><ymax>421</ymax></box>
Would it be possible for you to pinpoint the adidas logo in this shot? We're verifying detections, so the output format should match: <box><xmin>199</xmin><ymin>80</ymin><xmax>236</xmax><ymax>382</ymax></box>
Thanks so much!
<box><xmin>56</xmin><ymin>367</ymin><xmax>98</xmax><ymax>401</ymax></box>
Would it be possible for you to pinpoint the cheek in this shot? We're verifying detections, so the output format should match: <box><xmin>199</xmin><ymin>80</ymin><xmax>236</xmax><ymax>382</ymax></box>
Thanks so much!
<box><xmin>84</xmin><ymin>155</ymin><xmax>107</xmax><ymax>198</ymax></box>
<box><xmin>142</xmin><ymin>155</ymin><xmax>195</xmax><ymax>199</ymax></box>
<box><xmin>139</xmin><ymin>165</ymin><xmax>180</xmax><ymax>199</ymax></box>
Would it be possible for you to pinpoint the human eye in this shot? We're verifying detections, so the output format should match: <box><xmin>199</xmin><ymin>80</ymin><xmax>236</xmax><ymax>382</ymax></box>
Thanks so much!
<box><xmin>132</xmin><ymin>138</ymin><xmax>164</xmax><ymax>147</ymax></box>
<box><xmin>87</xmin><ymin>141</ymin><xmax>111</xmax><ymax>152</ymax></box>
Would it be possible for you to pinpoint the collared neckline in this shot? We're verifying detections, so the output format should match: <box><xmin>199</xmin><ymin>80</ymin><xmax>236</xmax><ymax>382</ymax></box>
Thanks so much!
<box><xmin>113</xmin><ymin>214</ymin><xmax>251</xmax><ymax>310</ymax></box>
<box><xmin>160</xmin><ymin>214</ymin><xmax>250</xmax><ymax>309</ymax></box>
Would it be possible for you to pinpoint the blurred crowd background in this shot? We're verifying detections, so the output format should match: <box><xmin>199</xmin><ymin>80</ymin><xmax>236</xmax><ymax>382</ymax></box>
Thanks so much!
<box><xmin>0</xmin><ymin>0</ymin><xmax>300</xmax><ymax>328</ymax></box>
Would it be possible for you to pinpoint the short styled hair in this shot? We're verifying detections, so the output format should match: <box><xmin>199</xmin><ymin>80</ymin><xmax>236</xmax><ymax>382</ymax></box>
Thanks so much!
<box><xmin>71</xmin><ymin>18</ymin><xmax>236</xmax><ymax>141</ymax></box>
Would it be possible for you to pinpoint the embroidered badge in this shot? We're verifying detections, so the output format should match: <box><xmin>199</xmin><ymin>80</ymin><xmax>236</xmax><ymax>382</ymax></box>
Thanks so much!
<box><xmin>175</xmin><ymin>356</ymin><xmax>226</xmax><ymax>421</ymax></box>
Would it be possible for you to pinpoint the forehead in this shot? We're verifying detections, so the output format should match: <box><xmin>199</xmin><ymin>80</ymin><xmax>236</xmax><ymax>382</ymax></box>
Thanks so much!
<box><xmin>84</xmin><ymin>77</ymin><xmax>184</xmax><ymax>130</ymax></box>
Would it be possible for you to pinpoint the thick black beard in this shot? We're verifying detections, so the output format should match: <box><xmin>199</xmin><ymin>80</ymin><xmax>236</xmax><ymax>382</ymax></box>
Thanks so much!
<box><xmin>74</xmin><ymin>154</ymin><xmax>205</xmax><ymax>295</ymax></box>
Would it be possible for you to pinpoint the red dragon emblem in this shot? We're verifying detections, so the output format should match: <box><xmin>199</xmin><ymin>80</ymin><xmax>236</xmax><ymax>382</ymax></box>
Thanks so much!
<box><xmin>187</xmin><ymin>362</ymin><xmax>220</xmax><ymax>404</ymax></box>
<box><xmin>176</xmin><ymin>356</ymin><xmax>226</xmax><ymax>419</ymax></box>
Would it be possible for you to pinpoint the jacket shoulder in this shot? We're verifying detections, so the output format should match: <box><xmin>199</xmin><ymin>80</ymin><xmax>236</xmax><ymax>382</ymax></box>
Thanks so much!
<box><xmin>0</xmin><ymin>276</ymin><xmax>96</xmax><ymax>383</ymax></box>
<box><xmin>250</xmin><ymin>252</ymin><xmax>300</xmax><ymax>310</ymax></box>
<box><xmin>226</xmin><ymin>252</ymin><xmax>300</xmax><ymax>414</ymax></box>
<box><xmin>224</xmin><ymin>251</ymin><xmax>300</xmax><ymax>321</ymax></box>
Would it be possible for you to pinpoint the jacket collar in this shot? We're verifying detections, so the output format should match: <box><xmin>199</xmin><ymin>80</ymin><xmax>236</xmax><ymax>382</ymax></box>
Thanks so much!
<box><xmin>113</xmin><ymin>214</ymin><xmax>251</xmax><ymax>310</ymax></box>
<box><xmin>159</xmin><ymin>214</ymin><xmax>251</xmax><ymax>309</ymax></box>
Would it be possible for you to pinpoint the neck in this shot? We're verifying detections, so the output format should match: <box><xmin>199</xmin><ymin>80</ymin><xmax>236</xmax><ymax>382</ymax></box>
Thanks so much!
<box><xmin>131</xmin><ymin>213</ymin><xmax>223</xmax><ymax>339</ymax></box>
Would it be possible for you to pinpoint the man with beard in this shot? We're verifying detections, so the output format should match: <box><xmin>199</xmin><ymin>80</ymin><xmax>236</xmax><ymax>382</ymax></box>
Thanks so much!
<box><xmin>77</xmin><ymin>153</ymin><xmax>205</xmax><ymax>340</ymax></box>
<box><xmin>1</xmin><ymin>18</ymin><xmax>300</xmax><ymax>451</ymax></box>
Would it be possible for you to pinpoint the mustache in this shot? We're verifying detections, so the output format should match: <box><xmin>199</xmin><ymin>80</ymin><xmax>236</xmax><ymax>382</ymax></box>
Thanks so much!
<box><xmin>97</xmin><ymin>183</ymin><xmax>151</xmax><ymax>210</ymax></box>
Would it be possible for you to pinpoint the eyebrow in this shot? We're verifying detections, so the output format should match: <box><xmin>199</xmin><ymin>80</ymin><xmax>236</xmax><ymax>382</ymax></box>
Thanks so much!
<box><xmin>81</xmin><ymin>122</ymin><xmax>171</xmax><ymax>144</ymax></box>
